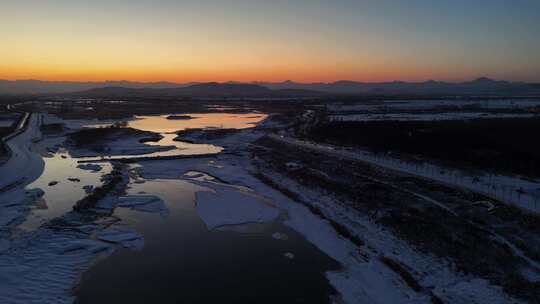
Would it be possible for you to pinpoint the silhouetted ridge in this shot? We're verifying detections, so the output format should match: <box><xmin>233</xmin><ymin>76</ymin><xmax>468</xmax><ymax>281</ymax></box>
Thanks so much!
<box><xmin>68</xmin><ymin>82</ymin><xmax>326</xmax><ymax>98</ymax></box>
<box><xmin>2</xmin><ymin>78</ymin><xmax>540</xmax><ymax>96</ymax></box>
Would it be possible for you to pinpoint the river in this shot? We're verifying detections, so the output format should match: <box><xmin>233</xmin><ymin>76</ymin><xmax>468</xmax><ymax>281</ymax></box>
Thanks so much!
<box><xmin>14</xmin><ymin>112</ymin><xmax>341</xmax><ymax>303</ymax></box>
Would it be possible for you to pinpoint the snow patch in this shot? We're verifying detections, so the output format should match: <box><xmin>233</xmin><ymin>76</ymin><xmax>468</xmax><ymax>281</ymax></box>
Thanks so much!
<box><xmin>95</xmin><ymin>195</ymin><xmax>168</xmax><ymax>217</ymax></box>
<box><xmin>195</xmin><ymin>189</ymin><xmax>279</xmax><ymax>230</ymax></box>
<box><xmin>117</xmin><ymin>195</ymin><xmax>169</xmax><ymax>217</ymax></box>
<box><xmin>0</xmin><ymin>229</ymin><xmax>113</xmax><ymax>304</ymax></box>
<box><xmin>269</xmin><ymin>134</ymin><xmax>540</xmax><ymax>213</ymax></box>
<box><xmin>330</xmin><ymin>112</ymin><xmax>538</xmax><ymax>122</ymax></box>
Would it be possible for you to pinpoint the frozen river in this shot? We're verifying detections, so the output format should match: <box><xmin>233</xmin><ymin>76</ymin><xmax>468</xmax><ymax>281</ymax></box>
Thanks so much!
<box><xmin>75</xmin><ymin>178</ymin><xmax>339</xmax><ymax>303</ymax></box>
<box><xmin>2</xmin><ymin>112</ymin><xmax>342</xmax><ymax>303</ymax></box>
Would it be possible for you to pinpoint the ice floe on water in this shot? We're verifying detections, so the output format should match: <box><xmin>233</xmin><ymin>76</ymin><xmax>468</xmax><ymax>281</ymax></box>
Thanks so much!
<box><xmin>195</xmin><ymin>188</ymin><xmax>279</xmax><ymax>230</ymax></box>
<box><xmin>117</xmin><ymin>195</ymin><xmax>169</xmax><ymax>217</ymax></box>
<box><xmin>95</xmin><ymin>195</ymin><xmax>168</xmax><ymax>217</ymax></box>
<box><xmin>185</xmin><ymin>171</ymin><xmax>253</xmax><ymax>192</ymax></box>
<box><xmin>95</xmin><ymin>227</ymin><xmax>144</xmax><ymax>251</ymax></box>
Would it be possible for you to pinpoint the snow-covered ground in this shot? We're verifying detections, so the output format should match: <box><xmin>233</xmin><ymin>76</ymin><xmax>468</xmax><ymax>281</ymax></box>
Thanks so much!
<box><xmin>268</xmin><ymin>134</ymin><xmax>540</xmax><ymax>213</ymax></box>
<box><xmin>0</xmin><ymin>203</ymin><xmax>161</xmax><ymax>303</ymax></box>
<box><xmin>328</xmin><ymin>99</ymin><xmax>540</xmax><ymax>112</ymax></box>
<box><xmin>0</xmin><ymin>228</ymin><xmax>113</xmax><ymax>304</ymax></box>
<box><xmin>0</xmin><ymin>114</ymin><xmax>48</xmax><ymax>239</ymax></box>
<box><xmin>0</xmin><ymin>114</ymin><xmax>44</xmax><ymax>191</ymax></box>
<box><xmin>330</xmin><ymin>112</ymin><xmax>538</xmax><ymax>122</ymax></box>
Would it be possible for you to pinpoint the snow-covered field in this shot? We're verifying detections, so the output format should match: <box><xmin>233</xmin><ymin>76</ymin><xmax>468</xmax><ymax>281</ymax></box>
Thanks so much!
<box><xmin>0</xmin><ymin>114</ymin><xmax>47</xmax><ymax>239</ymax></box>
<box><xmin>259</xmin><ymin>169</ymin><xmax>527</xmax><ymax>303</ymax></box>
<box><xmin>0</xmin><ymin>114</ymin><xmax>43</xmax><ymax>190</ymax></box>
<box><xmin>268</xmin><ymin>134</ymin><xmax>540</xmax><ymax>213</ymax></box>
<box><xmin>328</xmin><ymin>99</ymin><xmax>540</xmax><ymax>112</ymax></box>
<box><xmin>330</xmin><ymin>112</ymin><xmax>538</xmax><ymax>122</ymax></box>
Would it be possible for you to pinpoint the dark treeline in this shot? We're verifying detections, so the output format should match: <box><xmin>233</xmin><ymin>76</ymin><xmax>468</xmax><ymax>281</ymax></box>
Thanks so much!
<box><xmin>306</xmin><ymin>118</ymin><xmax>540</xmax><ymax>178</ymax></box>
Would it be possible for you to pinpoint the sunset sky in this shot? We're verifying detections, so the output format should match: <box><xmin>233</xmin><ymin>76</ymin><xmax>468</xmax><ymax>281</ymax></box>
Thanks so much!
<box><xmin>1</xmin><ymin>0</ymin><xmax>539</xmax><ymax>83</ymax></box>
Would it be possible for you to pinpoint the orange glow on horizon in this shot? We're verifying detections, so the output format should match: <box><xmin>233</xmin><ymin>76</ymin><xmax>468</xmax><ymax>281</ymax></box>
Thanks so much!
<box><xmin>0</xmin><ymin>65</ymin><xmax>479</xmax><ymax>84</ymax></box>
<box><xmin>2</xmin><ymin>1</ymin><xmax>539</xmax><ymax>84</ymax></box>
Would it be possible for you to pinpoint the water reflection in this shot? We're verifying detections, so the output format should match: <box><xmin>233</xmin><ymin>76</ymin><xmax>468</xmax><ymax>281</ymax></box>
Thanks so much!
<box><xmin>144</xmin><ymin>133</ymin><xmax>221</xmax><ymax>155</ymax></box>
<box><xmin>20</xmin><ymin>149</ymin><xmax>112</xmax><ymax>230</ymax></box>
<box><xmin>77</xmin><ymin>113</ymin><xmax>267</xmax><ymax>161</ymax></box>
<box><xmin>21</xmin><ymin>112</ymin><xmax>267</xmax><ymax>226</ymax></box>
<box><xmin>128</xmin><ymin>113</ymin><xmax>268</xmax><ymax>133</ymax></box>
<box><xmin>128</xmin><ymin>113</ymin><xmax>269</xmax><ymax>156</ymax></box>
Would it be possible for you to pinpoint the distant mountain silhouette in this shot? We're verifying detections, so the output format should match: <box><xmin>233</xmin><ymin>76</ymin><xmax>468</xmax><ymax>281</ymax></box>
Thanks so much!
<box><xmin>1</xmin><ymin>77</ymin><xmax>539</xmax><ymax>96</ymax></box>
<box><xmin>254</xmin><ymin>77</ymin><xmax>540</xmax><ymax>95</ymax></box>
<box><xmin>67</xmin><ymin>83</ymin><xmax>326</xmax><ymax>98</ymax></box>
<box><xmin>0</xmin><ymin>79</ymin><xmax>194</xmax><ymax>95</ymax></box>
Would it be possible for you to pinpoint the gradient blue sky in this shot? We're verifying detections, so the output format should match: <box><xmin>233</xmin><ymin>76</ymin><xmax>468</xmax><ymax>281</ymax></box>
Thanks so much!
<box><xmin>1</xmin><ymin>0</ymin><xmax>539</xmax><ymax>82</ymax></box>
